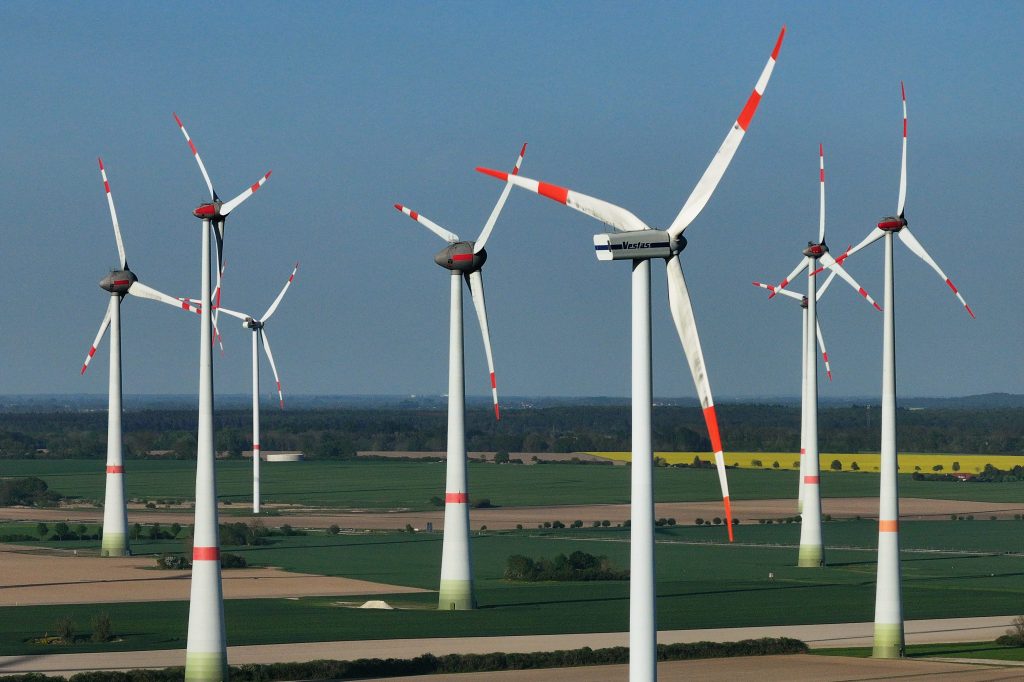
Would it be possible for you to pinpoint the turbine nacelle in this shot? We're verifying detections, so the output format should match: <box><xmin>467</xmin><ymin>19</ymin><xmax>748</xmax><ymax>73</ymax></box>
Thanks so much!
<box><xmin>193</xmin><ymin>201</ymin><xmax>224</xmax><ymax>220</ymax></box>
<box><xmin>877</xmin><ymin>216</ymin><xmax>907</xmax><ymax>232</ymax></box>
<box><xmin>99</xmin><ymin>269</ymin><xmax>137</xmax><ymax>295</ymax></box>
<box><xmin>593</xmin><ymin>230</ymin><xmax>685</xmax><ymax>262</ymax></box>
<box><xmin>434</xmin><ymin>241</ymin><xmax>486</xmax><ymax>272</ymax></box>
<box><xmin>244</xmin><ymin>317</ymin><xmax>263</xmax><ymax>330</ymax></box>
<box><xmin>803</xmin><ymin>241</ymin><xmax>828</xmax><ymax>259</ymax></box>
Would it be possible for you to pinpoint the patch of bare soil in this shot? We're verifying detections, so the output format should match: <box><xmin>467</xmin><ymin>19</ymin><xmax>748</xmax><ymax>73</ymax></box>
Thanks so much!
<box><xmin>0</xmin><ymin>545</ymin><xmax>424</xmax><ymax>606</ymax></box>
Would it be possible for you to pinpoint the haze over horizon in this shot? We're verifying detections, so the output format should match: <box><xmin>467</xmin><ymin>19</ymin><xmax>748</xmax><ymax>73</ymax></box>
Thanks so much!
<box><xmin>1</xmin><ymin>3</ymin><xmax>1020</xmax><ymax>402</ymax></box>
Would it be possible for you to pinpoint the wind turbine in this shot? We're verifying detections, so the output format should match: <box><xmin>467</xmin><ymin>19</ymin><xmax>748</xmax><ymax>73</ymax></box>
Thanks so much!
<box><xmin>82</xmin><ymin>158</ymin><xmax>198</xmax><ymax>558</ymax></box>
<box><xmin>173</xmin><ymin>113</ymin><xmax>272</xmax><ymax>680</ymax></box>
<box><xmin>218</xmin><ymin>263</ymin><xmax>299</xmax><ymax>514</ymax></box>
<box><xmin>753</xmin><ymin>144</ymin><xmax>880</xmax><ymax>568</ymax></box>
<box><xmin>832</xmin><ymin>83</ymin><xmax>973</xmax><ymax>659</ymax></box>
<box><xmin>393</xmin><ymin>142</ymin><xmax>525</xmax><ymax>611</ymax></box>
<box><xmin>478</xmin><ymin>27</ymin><xmax>785</xmax><ymax>681</ymax></box>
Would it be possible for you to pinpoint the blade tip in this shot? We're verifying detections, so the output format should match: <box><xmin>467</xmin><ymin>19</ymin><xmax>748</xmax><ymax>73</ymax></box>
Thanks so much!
<box><xmin>772</xmin><ymin>25</ymin><xmax>786</xmax><ymax>59</ymax></box>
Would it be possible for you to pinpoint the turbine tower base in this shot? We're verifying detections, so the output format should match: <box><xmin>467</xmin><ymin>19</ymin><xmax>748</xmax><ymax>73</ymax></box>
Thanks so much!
<box><xmin>872</xmin><ymin>623</ymin><xmax>905</xmax><ymax>659</ymax></box>
<box><xmin>184</xmin><ymin>651</ymin><xmax>228</xmax><ymax>681</ymax></box>
<box><xmin>100</xmin><ymin>534</ymin><xmax>129</xmax><ymax>557</ymax></box>
<box><xmin>797</xmin><ymin>544</ymin><xmax>823</xmax><ymax>567</ymax></box>
<box><xmin>438</xmin><ymin>580</ymin><xmax>476</xmax><ymax>610</ymax></box>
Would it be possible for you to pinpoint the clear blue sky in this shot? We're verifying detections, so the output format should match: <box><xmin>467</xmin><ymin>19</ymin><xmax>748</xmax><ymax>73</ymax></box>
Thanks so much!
<box><xmin>0</xmin><ymin>2</ymin><xmax>1020</xmax><ymax>400</ymax></box>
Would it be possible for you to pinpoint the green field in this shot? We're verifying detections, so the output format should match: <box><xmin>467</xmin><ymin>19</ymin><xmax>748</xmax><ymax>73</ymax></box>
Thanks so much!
<box><xmin>814</xmin><ymin>642</ymin><xmax>1024</xmax><ymax>661</ymax></box>
<box><xmin>1</xmin><ymin>521</ymin><xmax>1021</xmax><ymax>656</ymax></box>
<box><xmin>4</xmin><ymin>459</ymin><xmax>1024</xmax><ymax>509</ymax></box>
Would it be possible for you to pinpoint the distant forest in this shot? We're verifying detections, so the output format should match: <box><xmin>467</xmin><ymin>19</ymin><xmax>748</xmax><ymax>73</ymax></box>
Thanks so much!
<box><xmin>0</xmin><ymin>404</ymin><xmax>1020</xmax><ymax>459</ymax></box>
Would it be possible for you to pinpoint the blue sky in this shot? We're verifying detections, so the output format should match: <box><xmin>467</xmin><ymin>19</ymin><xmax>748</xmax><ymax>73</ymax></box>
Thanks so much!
<box><xmin>0</xmin><ymin>2</ymin><xmax>1020</xmax><ymax>400</ymax></box>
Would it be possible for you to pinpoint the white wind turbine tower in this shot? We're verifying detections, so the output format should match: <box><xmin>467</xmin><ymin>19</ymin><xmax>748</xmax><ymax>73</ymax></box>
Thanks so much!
<box><xmin>832</xmin><ymin>83</ymin><xmax>973</xmax><ymax>659</ymax></box>
<box><xmin>173</xmin><ymin>113</ymin><xmax>272</xmax><ymax>681</ymax></box>
<box><xmin>393</xmin><ymin>142</ymin><xmax>525</xmax><ymax>611</ymax></box>
<box><xmin>478</xmin><ymin>28</ymin><xmax>784</xmax><ymax>681</ymax></box>
<box><xmin>753</xmin><ymin>144</ymin><xmax>880</xmax><ymax>567</ymax></box>
<box><xmin>82</xmin><ymin>158</ymin><xmax>200</xmax><ymax>557</ymax></box>
<box><xmin>218</xmin><ymin>263</ymin><xmax>299</xmax><ymax>514</ymax></box>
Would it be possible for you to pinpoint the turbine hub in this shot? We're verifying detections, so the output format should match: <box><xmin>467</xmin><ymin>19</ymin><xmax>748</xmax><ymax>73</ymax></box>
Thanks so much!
<box><xmin>99</xmin><ymin>269</ymin><xmax>137</xmax><ymax>295</ymax></box>
<box><xmin>193</xmin><ymin>201</ymin><xmax>224</xmax><ymax>220</ymax></box>
<box><xmin>803</xmin><ymin>241</ymin><xmax>828</xmax><ymax>259</ymax></box>
<box><xmin>877</xmin><ymin>216</ymin><xmax>907</xmax><ymax>232</ymax></box>
<box><xmin>245</xmin><ymin>317</ymin><xmax>263</xmax><ymax>330</ymax></box>
<box><xmin>800</xmin><ymin>296</ymin><xmax>808</xmax><ymax>309</ymax></box>
<box><xmin>434</xmin><ymin>241</ymin><xmax>485</xmax><ymax>272</ymax></box>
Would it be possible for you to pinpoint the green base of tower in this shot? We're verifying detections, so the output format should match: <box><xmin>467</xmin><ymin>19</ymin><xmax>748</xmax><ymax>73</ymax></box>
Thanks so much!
<box><xmin>185</xmin><ymin>651</ymin><xmax>228</xmax><ymax>681</ymax></box>
<box><xmin>438</xmin><ymin>579</ymin><xmax>476</xmax><ymax>610</ymax></box>
<box><xmin>872</xmin><ymin>622</ymin><xmax>905</xmax><ymax>658</ymax></box>
<box><xmin>797</xmin><ymin>544</ymin><xmax>824</xmax><ymax>567</ymax></box>
<box><xmin>100</xmin><ymin>533</ymin><xmax>130</xmax><ymax>557</ymax></box>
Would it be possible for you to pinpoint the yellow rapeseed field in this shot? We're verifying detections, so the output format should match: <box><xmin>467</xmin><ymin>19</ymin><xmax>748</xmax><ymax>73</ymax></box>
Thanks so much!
<box><xmin>585</xmin><ymin>451</ymin><xmax>1022</xmax><ymax>473</ymax></box>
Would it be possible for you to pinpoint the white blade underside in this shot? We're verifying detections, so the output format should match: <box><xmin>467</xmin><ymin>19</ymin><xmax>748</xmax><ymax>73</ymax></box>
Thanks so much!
<box><xmin>262</xmin><ymin>263</ymin><xmax>299</xmax><ymax>322</ymax></box>
<box><xmin>819</xmin><ymin>252</ymin><xmax>881</xmax><ymax>311</ymax></box>
<box><xmin>173</xmin><ymin>112</ymin><xmax>215</xmax><ymax>200</ymax></box>
<box><xmin>897</xmin><ymin>227</ymin><xmax>974</xmax><ymax>317</ymax></box>
<box><xmin>665</xmin><ymin>255</ymin><xmax>733</xmax><ymax>538</ymax></box>
<box><xmin>475</xmin><ymin>168</ymin><xmax>650</xmax><ymax>233</ymax></box>
<box><xmin>898</xmin><ymin>81</ymin><xmax>908</xmax><ymax>217</ymax></box>
<box><xmin>466</xmin><ymin>270</ymin><xmax>500</xmax><ymax>420</ymax></box>
<box><xmin>98</xmin><ymin>158</ymin><xmax>128</xmax><ymax>269</ymax></box>
<box><xmin>221</xmin><ymin>171</ymin><xmax>272</xmax><ymax>216</ymax></box>
<box><xmin>259</xmin><ymin>329</ymin><xmax>284</xmax><ymax>409</ymax></box>
<box><xmin>667</xmin><ymin>26</ymin><xmax>786</xmax><ymax>238</ymax></box>
<box><xmin>81</xmin><ymin>306</ymin><xmax>112</xmax><ymax>375</ymax></box>
<box><xmin>394</xmin><ymin>204</ymin><xmax>459</xmax><ymax>243</ymax></box>
<box><xmin>819</xmin><ymin>143</ymin><xmax>826</xmax><ymax>243</ymax></box>
<box><xmin>475</xmin><ymin>143</ymin><xmax>527</xmax><ymax>254</ymax></box>
<box><xmin>128</xmin><ymin>281</ymin><xmax>193</xmax><ymax>310</ymax></box>
<box><xmin>815</xmin><ymin>319</ymin><xmax>832</xmax><ymax>381</ymax></box>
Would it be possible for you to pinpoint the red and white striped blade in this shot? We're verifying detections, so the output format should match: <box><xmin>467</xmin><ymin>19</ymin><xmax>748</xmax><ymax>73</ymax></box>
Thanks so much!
<box><xmin>393</xmin><ymin>204</ymin><xmax>459</xmax><ymax>243</ymax></box>
<box><xmin>753</xmin><ymin>280</ymin><xmax>803</xmax><ymax>303</ymax></box>
<box><xmin>259</xmin><ymin>329</ymin><xmax>285</xmax><ymax>409</ymax></box>
<box><xmin>898</xmin><ymin>81</ymin><xmax>908</xmax><ymax>217</ymax></box>
<box><xmin>818</xmin><ymin>143</ymin><xmax>826</xmax><ymax>243</ymax></box>
<box><xmin>81</xmin><ymin>306</ymin><xmax>112</xmax><ymax>375</ymax></box>
<box><xmin>836</xmin><ymin>228</ymin><xmax>885</xmax><ymax>265</ymax></box>
<box><xmin>476</xmin><ymin>168</ymin><xmax>650</xmax><ymax>233</ymax></box>
<box><xmin>98</xmin><ymin>158</ymin><xmax>128</xmax><ymax>269</ymax></box>
<box><xmin>818</xmin><ymin>252</ymin><xmax>881</xmax><ymax>311</ymax></box>
<box><xmin>666</xmin><ymin>255</ymin><xmax>733</xmax><ymax>541</ymax></box>
<box><xmin>262</xmin><ymin>262</ymin><xmax>299</xmax><ymax>322</ymax></box>
<box><xmin>221</xmin><ymin>171</ymin><xmax>272</xmax><ymax>216</ymax></box>
<box><xmin>128</xmin><ymin>281</ymin><xmax>193</xmax><ymax>310</ymax></box>
<box><xmin>772</xmin><ymin>257</ymin><xmax>808</xmax><ymax>297</ymax></box>
<box><xmin>897</xmin><ymin>227</ymin><xmax>974</xmax><ymax>318</ymax></box>
<box><xmin>213</xmin><ymin>259</ymin><xmax>225</xmax><ymax>353</ymax></box>
<box><xmin>815</xmin><ymin>318</ymin><xmax>832</xmax><ymax>381</ymax></box>
<box><xmin>173</xmin><ymin>113</ymin><xmax>215</xmax><ymax>200</ymax></box>
<box><xmin>466</xmin><ymin>270</ymin><xmax>500</xmax><ymax>420</ymax></box>
<box><xmin>667</xmin><ymin>26</ymin><xmax>786</xmax><ymax>239</ymax></box>
<box><xmin>475</xmin><ymin>143</ymin><xmax>527</xmax><ymax>254</ymax></box>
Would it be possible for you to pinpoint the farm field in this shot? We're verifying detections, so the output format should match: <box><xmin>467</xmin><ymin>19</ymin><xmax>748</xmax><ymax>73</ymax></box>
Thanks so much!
<box><xmin>3</xmin><ymin>459</ymin><xmax>1024</xmax><ymax>509</ymax></box>
<box><xmin>0</xmin><ymin>521</ymin><xmax>1020</xmax><ymax>656</ymax></box>
<box><xmin>590</xmin><ymin>451</ymin><xmax>1024</xmax><ymax>473</ymax></box>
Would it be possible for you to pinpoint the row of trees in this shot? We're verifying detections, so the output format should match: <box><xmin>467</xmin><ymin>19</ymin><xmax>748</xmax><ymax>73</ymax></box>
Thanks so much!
<box><xmin>1</xmin><ymin>404</ymin><xmax>1021</xmax><ymax>459</ymax></box>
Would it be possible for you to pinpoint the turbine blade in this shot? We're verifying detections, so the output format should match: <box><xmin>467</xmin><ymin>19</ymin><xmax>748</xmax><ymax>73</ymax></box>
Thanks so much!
<box><xmin>173</xmin><ymin>112</ymin><xmax>216</xmax><ymax>200</ymax></box>
<box><xmin>815</xmin><ymin>269</ymin><xmax>839</xmax><ymax>299</ymax></box>
<box><xmin>262</xmin><ymin>263</ymin><xmax>299</xmax><ymax>322</ymax></box>
<box><xmin>393</xmin><ymin>204</ymin><xmax>459</xmax><ymax>242</ymax></box>
<box><xmin>836</xmin><ymin>228</ymin><xmax>885</xmax><ymax>265</ymax></box>
<box><xmin>98</xmin><ymin>158</ymin><xmax>128</xmax><ymax>269</ymax></box>
<box><xmin>897</xmin><ymin>227</ymin><xmax>974</xmax><ymax>318</ymax></box>
<box><xmin>815</xmin><ymin>318</ymin><xmax>832</xmax><ymax>381</ymax></box>
<box><xmin>667</xmin><ymin>26</ymin><xmax>786</xmax><ymax>238</ymax></box>
<box><xmin>474</xmin><ymin>143</ymin><xmax>527</xmax><ymax>254</ymax></box>
<box><xmin>212</xmin><ymin>259</ymin><xmax>225</xmax><ymax>353</ymax></box>
<box><xmin>666</xmin><ymin>255</ymin><xmax>733</xmax><ymax>540</ymax></box>
<box><xmin>476</xmin><ymin>168</ymin><xmax>650</xmax><ymax>233</ymax></box>
<box><xmin>259</xmin><ymin>329</ymin><xmax>284</xmax><ymax>409</ymax></box>
<box><xmin>81</xmin><ymin>306</ymin><xmax>112</xmax><ymax>375</ymax></box>
<box><xmin>818</xmin><ymin>143</ymin><xmax>826</xmax><ymax>243</ymax></box>
<box><xmin>220</xmin><ymin>171</ymin><xmax>273</xmax><ymax>216</ymax></box>
<box><xmin>898</xmin><ymin>81</ymin><xmax>908</xmax><ymax>217</ymax></box>
<box><xmin>752</xmin><ymin>280</ymin><xmax>803</xmax><ymax>303</ymax></box>
<box><xmin>466</xmin><ymin>270</ymin><xmax>500</xmax><ymax>420</ymax></box>
<box><xmin>128</xmin><ymin>281</ymin><xmax>195</xmax><ymax>310</ymax></box>
<box><xmin>772</xmin><ymin>257</ymin><xmax>808</xmax><ymax>297</ymax></box>
<box><xmin>818</xmin><ymin>252</ymin><xmax>881</xmax><ymax>311</ymax></box>
<box><xmin>216</xmin><ymin>306</ymin><xmax>251</xmax><ymax>322</ymax></box>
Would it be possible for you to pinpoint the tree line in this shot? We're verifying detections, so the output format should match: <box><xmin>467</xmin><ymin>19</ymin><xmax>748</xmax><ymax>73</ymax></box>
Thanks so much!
<box><xmin>0</xmin><ymin>404</ymin><xmax>1020</xmax><ymax>460</ymax></box>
